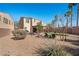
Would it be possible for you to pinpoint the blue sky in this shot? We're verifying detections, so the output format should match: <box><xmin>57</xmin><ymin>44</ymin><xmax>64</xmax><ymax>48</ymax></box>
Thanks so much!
<box><xmin>0</xmin><ymin>3</ymin><xmax>78</xmax><ymax>26</ymax></box>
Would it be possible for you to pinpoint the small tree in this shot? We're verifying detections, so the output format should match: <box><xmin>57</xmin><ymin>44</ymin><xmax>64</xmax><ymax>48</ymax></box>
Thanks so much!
<box><xmin>36</xmin><ymin>22</ymin><xmax>43</xmax><ymax>36</ymax></box>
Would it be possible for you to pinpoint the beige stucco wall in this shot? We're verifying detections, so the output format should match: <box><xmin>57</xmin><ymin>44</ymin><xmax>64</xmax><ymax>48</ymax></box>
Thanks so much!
<box><xmin>0</xmin><ymin>21</ymin><xmax>14</xmax><ymax>30</ymax></box>
<box><xmin>0</xmin><ymin>12</ymin><xmax>14</xmax><ymax>37</ymax></box>
<box><xmin>41</xmin><ymin>22</ymin><xmax>47</xmax><ymax>26</ymax></box>
<box><xmin>32</xmin><ymin>19</ymin><xmax>41</xmax><ymax>26</ymax></box>
<box><xmin>23</xmin><ymin>18</ymin><xmax>31</xmax><ymax>32</ymax></box>
<box><xmin>0</xmin><ymin>12</ymin><xmax>14</xmax><ymax>30</ymax></box>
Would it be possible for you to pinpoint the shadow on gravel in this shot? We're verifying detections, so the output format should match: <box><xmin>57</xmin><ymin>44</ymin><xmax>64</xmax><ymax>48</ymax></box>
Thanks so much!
<box><xmin>65</xmin><ymin>39</ymin><xmax>79</xmax><ymax>46</ymax></box>
<box><xmin>64</xmin><ymin>46</ymin><xmax>79</xmax><ymax>56</ymax></box>
<box><xmin>11</xmin><ymin>37</ymin><xmax>25</xmax><ymax>40</ymax></box>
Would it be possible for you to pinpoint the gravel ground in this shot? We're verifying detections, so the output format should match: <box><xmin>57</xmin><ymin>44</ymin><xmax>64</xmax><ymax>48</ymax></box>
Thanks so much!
<box><xmin>0</xmin><ymin>34</ymin><xmax>79</xmax><ymax>56</ymax></box>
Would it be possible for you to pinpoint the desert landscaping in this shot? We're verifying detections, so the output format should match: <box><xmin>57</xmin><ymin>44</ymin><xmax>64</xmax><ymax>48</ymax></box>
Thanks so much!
<box><xmin>0</xmin><ymin>32</ymin><xmax>79</xmax><ymax>56</ymax></box>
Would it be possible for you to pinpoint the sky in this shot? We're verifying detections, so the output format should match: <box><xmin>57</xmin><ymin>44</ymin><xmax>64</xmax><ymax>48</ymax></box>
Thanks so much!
<box><xmin>0</xmin><ymin>3</ymin><xmax>78</xmax><ymax>26</ymax></box>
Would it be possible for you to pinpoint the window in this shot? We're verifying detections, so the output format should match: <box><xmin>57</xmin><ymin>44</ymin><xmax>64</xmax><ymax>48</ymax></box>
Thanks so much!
<box><xmin>0</xmin><ymin>16</ymin><xmax>1</xmax><ymax>21</ymax></box>
<box><xmin>26</xmin><ymin>19</ymin><xmax>29</xmax><ymax>23</ymax></box>
<box><xmin>3</xmin><ymin>17</ymin><xmax>8</xmax><ymax>24</ymax></box>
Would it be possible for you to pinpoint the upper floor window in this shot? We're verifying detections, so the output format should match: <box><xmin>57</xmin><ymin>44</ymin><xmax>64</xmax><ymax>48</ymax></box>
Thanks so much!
<box><xmin>26</xmin><ymin>20</ymin><xmax>29</xmax><ymax>23</ymax></box>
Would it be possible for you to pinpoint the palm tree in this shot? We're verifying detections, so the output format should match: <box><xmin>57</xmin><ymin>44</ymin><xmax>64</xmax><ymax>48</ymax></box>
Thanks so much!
<box><xmin>65</xmin><ymin>10</ymin><xmax>72</xmax><ymax>33</ymax></box>
<box><xmin>64</xmin><ymin>10</ymin><xmax>72</xmax><ymax>40</ymax></box>
<box><xmin>65</xmin><ymin>13</ymin><xmax>68</xmax><ymax>33</ymax></box>
<box><xmin>68</xmin><ymin>3</ymin><xmax>76</xmax><ymax>33</ymax></box>
<box><xmin>59</xmin><ymin>17</ymin><xmax>67</xmax><ymax>40</ymax></box>
<box><xmin>76</xmin><ymin>4</ymin><xmax>79</xmax><ymax>34</ymax></box>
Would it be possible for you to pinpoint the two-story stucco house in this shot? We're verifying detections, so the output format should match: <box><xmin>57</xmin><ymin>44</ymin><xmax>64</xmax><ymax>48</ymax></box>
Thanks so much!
<box><xmin>19</xmin><ymin>17</ymin><xmax>47</xmax><ymax>32</ymax></box>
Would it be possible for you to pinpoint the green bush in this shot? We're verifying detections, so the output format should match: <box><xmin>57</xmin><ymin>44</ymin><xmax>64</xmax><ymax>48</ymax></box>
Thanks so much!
<box><xmin>52</xmin><ymin>34</ymin><xmax>56</xmax><ymax>38</ymax></box>
<box><xmin>25</xmin><ymin>30</ymin><xmax>29</xmax><ymax>32</ymax></box>
<box><xmin>44</xmin><ymin>33</ymin><xmax>48</xmax><ymax>37</ymax></box>
<box><xmin>44</xmin><ymin>32</ymin><xmax>56</xmax><ymax>39</ymax></box>
<box><xmin>35</xmin><ymin>45</ymin><xmax>71</xmax><ymax>56</ymax></box>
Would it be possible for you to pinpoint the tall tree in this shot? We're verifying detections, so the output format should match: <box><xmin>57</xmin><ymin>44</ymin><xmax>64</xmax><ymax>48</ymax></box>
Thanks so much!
<box><xmin>64</xmin><ymin>10</ymin><xmax>72</xmax><ymax>40</ymax></box>
<box><xmin>65</xmin><ymin>10</ymin><xmax>71</xmax><ymax>33</ymax></box>
<box><xmin>68</xmin><ymin>3</ymin><xmax>76</xmax><ymax>33</ymax></box>
<box><xmin>59</xmin><ymin>17</ymin><xmax>66</xmax><ymax>40</ymax></box>
<box><xmin>76</xmin><ymin>4</ymin><xmax>79</xmax><ymax>34</ymax></box>
<box><xmin>51</xmin><ymin>15</ymin><xmax>58</xmax><ymax>32</ymax></box>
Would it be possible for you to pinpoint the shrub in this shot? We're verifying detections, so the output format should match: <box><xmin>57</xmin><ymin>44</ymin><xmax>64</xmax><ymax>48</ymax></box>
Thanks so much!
<box><xmin>44</xmin><ymin>33</ymin><xmax>48</xmax><ymax>37</ymax></box>
<box><xmin>25</xmin><ymin>30</ymin><xmax>29</xmax><ymax>32</ymax></box>
<box><xmin>52</xmin><ymin>34</ymin><xmax>56</xmax><ymax>39</ymax></box>
<box><xmin>12</xmin><ymin>30</ymin><xmax>26</xmax><ymax>40</ymax></box>
<box><xmin>35</xmin><ymin>45</ymin><xmax>71</xmax><ymax>56</ymax></box>
<box><xmin>44</xmin><ymin>32</ymin><xmax>56</xmax><ymax>39</ymax></box>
